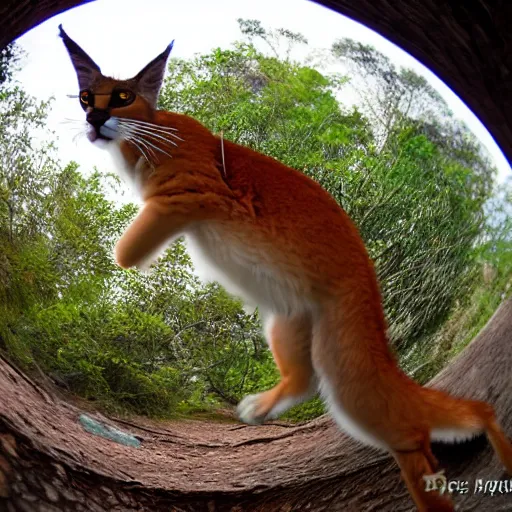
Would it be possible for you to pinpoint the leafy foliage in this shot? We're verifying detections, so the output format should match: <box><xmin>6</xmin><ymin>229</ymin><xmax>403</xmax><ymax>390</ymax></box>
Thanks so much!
<box><xmin>160</xmin><ymin>24</ymin><xmax>495</xmax><ymax>360</ymax></box>
<box><xmin>0</xmin><ymin>24</ymin><xmax>506</xmax><ymax>421</ymax></box>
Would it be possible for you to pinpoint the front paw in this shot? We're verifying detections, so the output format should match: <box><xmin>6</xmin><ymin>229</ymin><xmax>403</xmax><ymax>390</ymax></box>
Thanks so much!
<box><xmin>113</xmin><ymin>246</ymin><xmax>154</xmax><ymax>274</ymax></box>
<box><xmin>237</xmin><ymin>393</ymin><xmax>268</xmax><ymax>425</ymax></box>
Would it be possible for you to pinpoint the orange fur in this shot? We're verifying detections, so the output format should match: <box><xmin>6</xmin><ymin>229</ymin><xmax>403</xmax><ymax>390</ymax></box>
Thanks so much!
<box><xmin>114</xmin><ymin>107</ymin><xmax>512</xmax><ymax>511</ymax></box>
<box><xmin>60</xmin><ymin>31</ymin><xmax>512</xmax><ymax>511</ymax></box>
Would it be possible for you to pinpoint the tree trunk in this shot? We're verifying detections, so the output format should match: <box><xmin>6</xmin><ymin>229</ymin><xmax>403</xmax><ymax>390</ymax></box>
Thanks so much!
<box><xmin>0</xmin><ymin>299</ymin><xmax>511</xmax><ymax>511</ymax></box>
<box><xmin>0</xmin><ymin>0</ymin><xmax>94</xmax><ymax>51</ymax></box>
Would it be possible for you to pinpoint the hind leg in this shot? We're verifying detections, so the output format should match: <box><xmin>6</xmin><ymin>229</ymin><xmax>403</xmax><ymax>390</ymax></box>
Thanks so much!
<box><xmin>392</xmin><ymin>448</ymin><xmax>454</xmax><ymax>512</ymax></box>
<box><xmin>237</xmin><ymin>313</ymin><xmax>316</xmax><ymax>425</ymax></box>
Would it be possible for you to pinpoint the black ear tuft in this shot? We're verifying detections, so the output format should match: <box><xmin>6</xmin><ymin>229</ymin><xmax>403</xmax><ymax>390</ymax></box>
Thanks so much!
<box><xmin>132</xmin><ymin>41</ymin><xmax>174</xmax><ymax>108</ymax></box>
<box><xmin>59</xmin><ymin>25</ymin><xmax>102</xmax><ymax>91</ymax></box>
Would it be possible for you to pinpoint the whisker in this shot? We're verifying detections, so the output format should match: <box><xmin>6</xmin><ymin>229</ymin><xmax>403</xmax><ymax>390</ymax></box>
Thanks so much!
<box><xmin>121</xmin><ymin>130</ymin><xmax>158</xmax><ymax>163</ymax></box>
<box><xmin>120</xmin><ymin>123</ymin><xmax>178</xmax><ymax>148</ymax></box>
<box><xmin>60</xmin><ymin>118</ymin><xmax>86</xmax><ymax>126</ymax></box>
<box><xmin>65</xmin><ymin>125</ymin><xmax>85</xmax><ymax>133</ymax></box>
<box><xmin>119</xmin><ymin>124</ymin><xmax>176</xmax><ymax>161</ymax></box>
<box><xmin>123</xmin><ymin>134</ymin><xmax>152</xmax><ymax>164</ymax></box>
<box><xmin>118</xmin><ymin>125</ymin><xmax>163</xmax><ymax>165</ymax></box>
<box><xmin>119</xmin><ymin>118</ymin><xmax>184</xmax><ymax>141</ymax></box>
<box><xmin>119</xmin><ymin>121</ymin><xmax>183</xmax><ymax>146</ymax></box>
<box><xmin>72</xmin><ymin>131</ymin><xmax>86</xmax><ymax>145</ymax></box>
<box><xmin>122</xmin><ymin>128</ymin><xmax>174</xmax><ymax>160</ymax></box>
<box><xmin>136</xmin><ymin>134</ymin><xmax>174</xmax><ymax>160</ymax></box>
<box><xmin>136</xmin><ymin>138</ymin><xmax>158</xmax><ymax>163</ymax></box>
<box><xmin>118</xmin><ymin>117</ymin><xmax>179</xmax><ymax>132</ymax></box>
<box><xmin>69</xmin><ymin>130</ymin><xmax>85</xmax><ymax>139</ymax></box>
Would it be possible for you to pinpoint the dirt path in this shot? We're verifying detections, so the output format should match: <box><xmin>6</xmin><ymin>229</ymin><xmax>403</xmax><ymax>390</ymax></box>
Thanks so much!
<box><xmin>1</xmin><ymin>300</ymin><xmax>512</xmax><ymax>510</ymax></box>
<box><xmin>0</xmin><ymin>355</ymin><xmax>385</xmax><ymax>493</ymax></box>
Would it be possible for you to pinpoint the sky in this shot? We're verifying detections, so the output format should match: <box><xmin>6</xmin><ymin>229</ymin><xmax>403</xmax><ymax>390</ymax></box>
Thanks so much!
<box><xmin>14</xmin><ymin>0</ymin><xmax>511</xmax><ymax>193</ymax></box>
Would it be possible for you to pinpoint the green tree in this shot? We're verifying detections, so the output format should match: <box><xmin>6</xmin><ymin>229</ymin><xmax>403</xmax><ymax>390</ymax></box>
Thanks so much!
<box><xmin>0</xmin><ymin>43</ymin><xmax>62</xmax><ymax>362</ymax></box>
<box><xmin>160</xmin><ymin>22</ymin><xmax>495</xmax><ymax>371</ymax></box>
<box><xmin>0</xmin><ymin>44</ymin><xmax>18</xmax><ymax>85</ymax></box>
<box><xmin>329</xmin><ymin>39</ymin><xmax>495</xmax><ymax>367</ymax></box>
<box><xmin>0</xmin><ymin>23</ymin><xmax>503</xmax><ymax>422</ymax></box>
<box><xmin>331</xmin><ymin>38</ymin><xmax>494</xmax><ymax>195</ymax></box>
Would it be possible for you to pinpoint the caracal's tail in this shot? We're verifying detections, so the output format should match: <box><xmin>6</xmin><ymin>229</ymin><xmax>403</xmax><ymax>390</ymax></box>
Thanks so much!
<box><xmin>423</xmin><ymin>387</ymin><xmax>512</xmax><ymax>473</ymax></box>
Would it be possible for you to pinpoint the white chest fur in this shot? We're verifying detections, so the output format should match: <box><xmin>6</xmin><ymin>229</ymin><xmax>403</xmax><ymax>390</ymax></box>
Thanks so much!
<box><xmin>185</xmin><ymin>223</ymin><xmax>309</xmax><ymax>316</ymax></box>
<box><xmin>107</xmin><ymin>139</ymin><xmax>311</xmax><ymax>316</ymax></box>
<box><xmin>107</xmin><ymin>142</ymin><xmax>148</xmax><ymax>198</ymax></box>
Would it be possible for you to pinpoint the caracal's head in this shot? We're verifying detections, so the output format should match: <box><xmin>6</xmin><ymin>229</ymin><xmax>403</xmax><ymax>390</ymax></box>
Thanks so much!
<box><xmin>59</xmin><ymin>25</ymin><xmax>173</xmax><ymax>148</ymax></box>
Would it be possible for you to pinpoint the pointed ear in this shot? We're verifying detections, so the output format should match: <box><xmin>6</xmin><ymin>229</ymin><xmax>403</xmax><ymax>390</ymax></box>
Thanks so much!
<box><xmin>59</xmin><ymin>24</ymin><xmax>102</xmax><ymax>90</ymax></box>
<box><xmin>132</xmin><ymin>41</ymin><xmax>174</xmax><ymax>108</ymax></box>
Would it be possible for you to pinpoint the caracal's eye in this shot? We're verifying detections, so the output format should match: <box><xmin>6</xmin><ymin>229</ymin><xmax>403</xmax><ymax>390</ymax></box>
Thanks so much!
<box><xmin>109</xmin><ymin>89</ymin><xmax>135</xmax><ymax>108</ymax></box>
<box><xmin>79</xmin><ymin>90</ymin><xmax>92</xmax><ymax>110</ymax></box>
